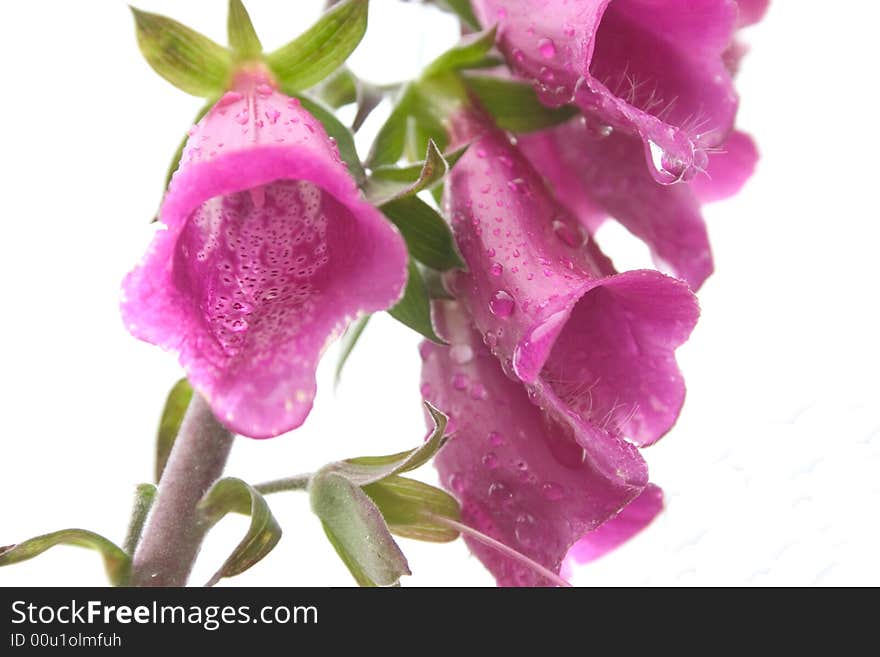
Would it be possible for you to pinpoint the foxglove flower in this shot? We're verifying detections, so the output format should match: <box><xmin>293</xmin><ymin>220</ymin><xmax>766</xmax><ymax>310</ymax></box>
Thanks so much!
<box><xmin>444</xmin><ymin>112</ymin><xmax>699</xmax><ymax>448</ymax></box>
<box><xmin>122</xmin><ymin>69</ymin><xmax>408</xmax><ymax>438</ymax></box>
<box><xmin>562</xmin><ymin>482</ymin><xmax>664</xmax><ymax>577</ymax></box>
<box><xmin>518</xmin><ymin>121</ymin><xmax>758</xmax><ymax>288</ymax></box>
<box><xmin>421</xmin><ymin>300</ymin><xmax>649</xmax><ymax>586</ymax></box>
<box><xmin>471</xmin><ymin>0</ymin><xmax>748</xmax><ymax>184</ymax></box>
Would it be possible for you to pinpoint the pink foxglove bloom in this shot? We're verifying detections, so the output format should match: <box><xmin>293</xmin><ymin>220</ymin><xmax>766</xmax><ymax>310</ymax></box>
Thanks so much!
<box><xmin>471</xmin><ymin>0</ymin><xmax>747</xmax><ymax>184</ymax></box>
<box><xmin>122</xmin><ymin>70</ymin><xmax>408</xmax><ymax>438</ymax></box>
<box><xmin>561</xmin><ymin>482</ymin><xmax>664</xmax><ymax>578</ymax></box>
<box><xmin>518</xmin><ymin>122</ymin><xmax>758</xmax><ymax>288</ymax></box>
<box><xmin>444</xmin><ymin>113</ymin><xmax>699</xmax><ymax>448</ymax></box>
<box><xmin>421</xmin><ymin>300</ymin><xmax>649</xmax><ymax>586</ymax></box>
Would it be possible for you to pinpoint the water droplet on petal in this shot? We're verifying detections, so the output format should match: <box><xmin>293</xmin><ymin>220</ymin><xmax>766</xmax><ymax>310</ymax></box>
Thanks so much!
<box><xmin>470</xmin><ymin>383</ymin><xmax>488</xmax><ymax>400</ymax></box>
<box><xmin>489</xmin><ymin>290</ymin><xmax>515</xmax><ymax>317</ymax></box>
<box><xmin>514</xmin><ymin>513</ymin><xmax>539</xmax><ymax>547</ymax></box>
<box><xmin>537</xmin><ymin>38</ymin><xmax>556</xmax><ymax>59</ymax></box>
<box><xmin>488</xmin><ymin>430</ymin><xmax>504</xmax><ymax>447</ymax></box>
<box><xmin>482</xmin><ymin>452</ymin><xmax>499</xmax><ymax>469</ymax></box>
<box><xmin>488</xmin><ymin>482</ymin><xmax>512</xmax><ymax>503</ymax></box>
<box><xmin>451</xmin><ymin>373</ymin><xmax>469</xmax><ymax>391</ymax></box>
<box><xmin>552</xmin><ymin>219</ymin><xmax>581</xmax><ymax>247</ymax></box>
<box><xmin>490</xmin><ymin>262</ymin><xmax>504</xmax><ymax>276</ymax></box>
<box><xmin>450</xmin><ymin>344</ymin><xmax>474</xmax><ymax>364</ymax></box>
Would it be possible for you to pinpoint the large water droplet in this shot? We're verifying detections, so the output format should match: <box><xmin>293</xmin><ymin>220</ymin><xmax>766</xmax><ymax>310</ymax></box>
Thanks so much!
<box><xmin>489</xmin><ymin>290</ymin><xmax>516</xmax><ymax>317</ymax></box>
<box><xmin>514</xmin><ymin>513</ymin><xmax>539</xmax><ymax>547</ymax></box>
<box><xmin>645</xmin><ymin>139</ymin><xmax>697</xmax><ymax>185</ymax></box>
<box><xmin>537</xmin><ymin>38</ymin><xmax>556</xmax><ymax>59</ymax></box>
<box><xmin>552</xmin><ymin>219</ymin><xmax>582</xmax><ymax>248</ymax></box>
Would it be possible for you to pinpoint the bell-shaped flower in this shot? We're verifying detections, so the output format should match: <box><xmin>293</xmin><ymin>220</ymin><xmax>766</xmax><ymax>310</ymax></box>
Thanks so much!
<box><xmin>444</xmin><ymin>112</ymin><xmax>698</xmax><ymax>447</ymax></box>
<box><xmin>518</xmin><ymin>119</ymin><xmax>758</xmax><ymax>289</ymax></box>
<box><xmin>421</xmin><ymin>300</ymin><xmax>649</xmax><ymax>586</ymax></box>
<box><xmin>470</xmin><ymin>0</ymin><xmax>747</xmax><ymax>184</ymax></box>
<box><xmin>122</xmin><ymin>69</ymin><xmax>408</xmax><ymax>438</ymax></box>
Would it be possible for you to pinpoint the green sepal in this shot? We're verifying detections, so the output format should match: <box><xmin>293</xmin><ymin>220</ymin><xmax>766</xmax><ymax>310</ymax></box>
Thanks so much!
<box><xmin>294</xmin><ymin>94</ymin><xmax>367</xmax><ymax>186</ymax></box>
<box><xmin>422</xmin><ymin>26</ymin><xmax>496</xmax><ymax>78</ymax></box>
<box><xmin>436</xmin><ymin>0</ymin><xmax>480</xmax><ymax>30</ymax></box>
<box><xmin>155</xmin><ymin>378</ymin><xmax>193</xmax><ymax>483</ymax></box>
<box><xmin>365</xmin><ymin>86</ymin><xmax>414</xmax><ymax>168</ymax></box>
<box><xmin>198</xmin><ymin>478</ymin><xmax>282</xmax><ymax>587</ymax></box>
<box><xmin>130</xmin><ymin>7</ymin><xmax>232</xmax><ymax>97</ymax></box>
<box><xmin>334</xmin><ymin>314</ymin><xmax>371</xmax><ymax>388</ymax></box>
<box><xmin>227</xmin><ymin>0</ymin><xmax>263</xmax><ymax>61</ymax></box>
<box><xmin>266</xmin><ymin>0</ymin><xmax>369</xmax><ymax>94</ymax></box>
<box><xmin>462</xmin><ymin>74</ymin><xmax>579</xmax><ymax>132</ymax></box>
<box><xmin>329</xmin><ymin>403</ymin><xmax>449</xmax><ymax>486</ymax></box>
<box><xmin>364</xmin><ymin>476</ymin><xmax>461</xmax><ymax>542</ymax></box>
<box><xmin>123</xmin><ymin>484</ymin><xmax>157</xmax><ymax>556</ymax></box>
<box><xmin>310</xmin><ymin>472</ymin><xmax>411</xmax><ymax>587</ymax></box>
<box><xmin>388</xmin><ymin>260</ymin><xmax>445</xmax><ymax>343</ymax></box>
<box><xmin>0</xmin><ymin>530</ymin><xmax>130</xmax><ymax>586</ymax></box>
<box><xmin>366</xmin><ymin>140</ymin><xmax>448</xmax><ymax>206</ymax></box>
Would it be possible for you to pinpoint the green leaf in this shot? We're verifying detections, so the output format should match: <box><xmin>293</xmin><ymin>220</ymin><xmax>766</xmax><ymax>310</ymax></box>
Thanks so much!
<box><xmin>381</xmin><ymin>195</ymin><xmax>463</xmax><ymax>272</ymax></box>
<box><xmin>462</xmin><ymin>74</ymin><xmax>579</xmax><ymax>132</ymax></box>
<box><xmin>227</xmin><ymin>0</ymin><xmax>263</xmax><ymax>61</ymax></box>
<box><xmin>365</xmin><ymin>140</ymin><xmax>448</xmax><ymax>206</ymax></box>
<box><xmin>155</xmin><ymin>378</ymin><xmax>193</xmax><ymax>483</ymax></box>
<box><xmin>294</xmin><ymin>94</ymin><xmax>366</xmax><ymax>185</ymax></box>
<box><xmin>436</xmin><ymin>0</ymin><xmax>480</xmax><ymax>30</ymax></box>
<box><xmin>123</xmin><ymin>484</ymin><xmax>157</xmax><ymax>556</ymax></box>
<box><xmin>335</xmin><ymin>314</ymin><xmax>371</xmax><ymax>387</ymax></box>
<box><xmin>266</xmin><ymin>0</ymin><xmax>369</xmax><ymax>93</ymax></box>
<box><xmin>364</xmin><ymin>476</ymin><xmax>461</xmax><ymax>542</ymax></box>
<box><xmin>313</xmin><ymin>67</ymin><xmax>358</xmax><ymax>108</ymax></box>
<box><xmin>0</xmin><ymin>530</ymin><xmax>130</xmax><ymax>586</ymax></box>
<box><xmin>329</xmin><ymin>402</ymin><xmax>448</xmax><ymax>485</ymax></box>
<box><xmin>198</xmin><ymin>478</ymin><xmax>282</xmax><ymax>587</ymax></box>
<box><xmin>310</xmin><ymin>471</ymin><xmax>410</xmax><ymax>587</ymax></box>
<box><xmin>422</xmin><ymin>26</ymin><xmax>497</xmax><ymax>78</ymax></box>
<box><xmin>366</xmin><ymin>87</ymin><xmax>414</xmax><ymax>168</ymax></box>
<box><xmin>388</xmin><ymin>260</ymin><xmax>444</xmax><ymax>343</ymax></box>
<box><xmin>130</xmin><ymin>7</ymin><xmax>232</xmax><ymax>97</ymax></box>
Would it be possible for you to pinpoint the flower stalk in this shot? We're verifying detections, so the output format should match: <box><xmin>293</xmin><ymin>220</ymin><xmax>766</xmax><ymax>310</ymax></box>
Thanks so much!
<box><xmin>130</xmin><ymin>393</ymin><xmax>234</xmax><ymax>587</ymax></box>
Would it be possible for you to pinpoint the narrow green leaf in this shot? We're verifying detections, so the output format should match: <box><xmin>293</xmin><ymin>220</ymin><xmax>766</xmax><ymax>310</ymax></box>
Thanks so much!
<box><xmin>365</xmin><ymin>140</ymin><xmax>448</xmax><ymax>206</ymax></box>
<box><xmin>0</xmin><ymin>530</ymin><xmax>130</xmax><ymax>586</ymax></box>
<box><xmin>366</xmin><ymin>88</ymin><xmax>413</xmax><ymax>168</ymax></box>
<box><xmin>330</xmin><ymin>403</ymin><xmax>448</xmax><ymax>485</ymax></box>
<box><xmin>198</xmin><ymin>478</ymin><xmax>282</xmax><ymax>586</ymax></box>
<box><xmin>227</xmin><ymin>0</ymin><xmax>263</xmax><ymax>61</ymax></box>
<box><xmin>155</xmin><ymin>378</ymin><xmax>193</xmax><ymax>483</ymax></box>
<box><xmin>436</xmin><ymin>0</ymin><xmax>480</xmax><ymax>30</ymax></box>
<box><xmin>123</xmin><ymin>484</ymin><xmax>157</xmax><ymax>556</ymax></box>
<box><xmin>130</xmin><ymin>7</ymin><xmax>232</xmax><ymax>97</ymax></box>
<box><xmin>335</xmin><ymin>314</ymin><xmax>371</xmax><ymax>387</ymax></box>
<box><xmin>422</xmin><ymin>26</ymin><xmax>497</xmax><ymax>78</ymax></box>
<box><xmin>381</xmin><ymin>196</ymin><xmax>463</xmax><ymax>271</ymax></box>
<box><xmin>310</xmin><ymin>471</ymin><xmax>410</xmax><ymax>587</ymax></box>
<box><xmin>462</xmin><ymin>74</ymin><xmax>579</xmax><ymax>132</ymax></box>
<box><xmin>295</xmin><ymin>94</ymin><xmax>366</xmax><ymax>185</ymax></box>
<box><xmin>364</xmin><ymin>476</ymin><xmax>461</xmax><ymax>543</ymax></box>
<box><xmin>388</xmin><ymin>260</ymin><xmax>445</xmax><ymax>343</ymax></box>
<box><xmin>266</xmin><ymin>0</ymin><xmax>369</xmax><ymax>93</ymax></box>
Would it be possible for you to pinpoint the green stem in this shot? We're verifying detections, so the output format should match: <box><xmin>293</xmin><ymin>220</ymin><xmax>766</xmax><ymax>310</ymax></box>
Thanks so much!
<box><xmin>254</xmin><ymin>473</ymin><xmax>312</xmax><ymax>495</ymax></box>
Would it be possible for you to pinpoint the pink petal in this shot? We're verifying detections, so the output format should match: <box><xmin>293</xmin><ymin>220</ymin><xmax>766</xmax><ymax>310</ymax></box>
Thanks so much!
<box><xmin>519</xmin><ymin>119</ymin><xmax>713</xmax><ymax>289</ymax></box>
<box><xmin>691</xmin><ymin>130</ymin><xmax>759</xmax><ymax>203</ymax></box>
<box><xmin>736</xmin><ymin>0</ymin><xmax>770</xmax><ymax>27</ymax></box>
<box><xmin>445</xmin><ymin>113</ymin><xmax>699</xmax><ymax>447</ymax></box>
<box><xmin>423</xmin><ymin>301</ymin><xmax>648</xmax><ymax>586</ymax></box>
<box><xmin>564</xmin><ymin>483</ymin><xmax>664</xmax><ymax>570</ymax></box>
<box><xmin>122</xmin><ymin>71</ymin><xmax>408</xmax><ymax>438</ymax></box>
<box><xmin>472</xmin><ymin>0</ymin><xmax>740</xmax><ymax>184</ymax></box>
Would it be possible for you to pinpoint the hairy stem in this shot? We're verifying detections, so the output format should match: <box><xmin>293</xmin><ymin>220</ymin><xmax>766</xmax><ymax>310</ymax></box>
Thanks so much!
<box><xmin>130</xmin><ymin>393</ymin><xmax>234</xmax><ymax>586</ymax></box>
<box><xmin>255</xmin><ymin>473</ymin><xmax>312</xmax><ymax>495</ymax></box>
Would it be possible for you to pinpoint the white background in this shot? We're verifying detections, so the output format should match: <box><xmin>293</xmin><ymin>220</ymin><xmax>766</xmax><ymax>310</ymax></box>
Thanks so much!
<box><xmin>1</xmin><ymin>1</ymin><xmax>878</xmax><ymax>587</ymax></box>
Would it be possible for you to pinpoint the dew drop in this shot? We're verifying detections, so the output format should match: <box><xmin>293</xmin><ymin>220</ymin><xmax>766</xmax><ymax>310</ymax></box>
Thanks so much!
<box><xmin>488</xmin><ymin>482</ymin><xmax>512</xmax><ymax>503</ymax></box>
<box><xmin>450</xmin><ymin>344</ymin><xmax>474</xmax><ymax>365</ymax></box>
<box><xmin>451</xmin><ymin>373</ymin><xmax>469</xmax><ymax>391</ymax></box>
<box><xmin>489</xmin><ymin>290</ymin><xmax>515</xmax><ymax>317</ymax></box>
<box><xmin>514</xmin><ymin>513</ymin><xmax>539</xmax><ymax>547</ymax></box>
<box><xmin>488</xmin><ymin>430</ymin><xmax>504</xmax><ymax>447</ymax></box>
<box><xmin>537</xmin><ymin>38</ymin><xmax>556</xmax><ymax>59</ymax></box>
<box><xmin>470</xmin><ymin>383</ymin><xmax>488</xmax><ymax>400</ymax></box>
<box><xmin>482</xmin><ymin>452</ymin><xmax>499</xmax><ymax>469</ymax></box>
<box><xmin>552</xmin><ymin>219</ymin><xmax>581</xmax><ymax>247</ymax></box>
<box><xmin>490</xmin><ymin>262</ymin><xmax>504</xmax><ymax>276</ymax></box>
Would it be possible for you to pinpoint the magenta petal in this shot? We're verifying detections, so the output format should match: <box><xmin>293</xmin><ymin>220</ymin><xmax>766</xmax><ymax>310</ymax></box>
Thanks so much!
<box><xmin>736</xmin><ymin>0</ymin><xmax>769</xmax><ymax>27</ymax></box>
<box><xmin>519</xmin><ymin>119</ymin><xmax>714</xmax><ymax>289</ymax></box>
<box><xmin>122</xmin><ymin>73</ymin><xmax>408</xmax><ymax>438</ymax></box>
<box><xmin>473</xmin><ymin>0</ymin><xmax>740</xmax><ymax>183</ymax></box>
<box><xmin>691</xmin><ymin>130</ymin><xmax>759</xmax><ymax>204</ymax></box>
<box><xmin>445</xmin><ymin>116</ymin><xmax>699</xmax><ymax>447</ymax></box>
<box><xmin>423</xmin><ymin>301</ymin><xmax>648</xmax><ymax>586</ymax></box>
<box><xmin>564</xmin><ymin>483</ymin><xmax>664</xmax><ymax>567</ymax></box>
